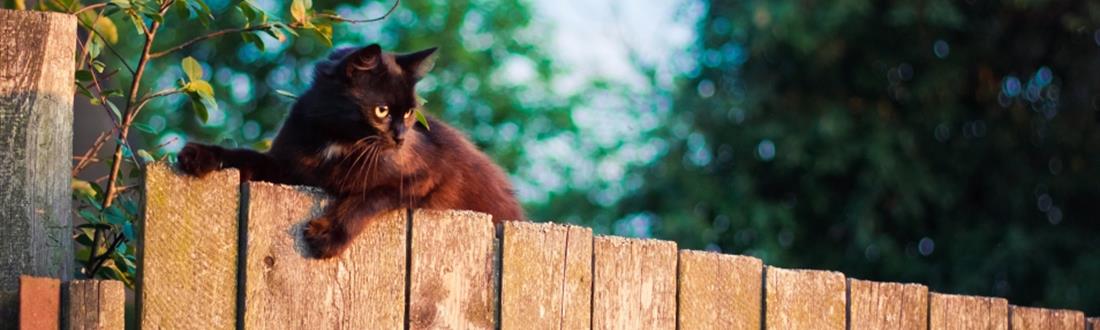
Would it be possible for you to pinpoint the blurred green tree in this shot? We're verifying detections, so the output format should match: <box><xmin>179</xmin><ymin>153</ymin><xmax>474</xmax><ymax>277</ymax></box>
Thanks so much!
<box><xmin>614</xmin><ymin>0</ymin><xmax>1100</xmax><ymax>313</ymax></box>
<box><xmin>138</xmin><ymin>0</ymin><xmax>575</xmax><ymax>175</ymax></box>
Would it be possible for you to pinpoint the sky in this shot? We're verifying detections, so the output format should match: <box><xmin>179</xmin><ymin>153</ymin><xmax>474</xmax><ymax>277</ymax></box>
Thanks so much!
<box><xmin>509</xmin><ymin>0</ymin><xmax>704</xmax><ymax>207</ymax></box>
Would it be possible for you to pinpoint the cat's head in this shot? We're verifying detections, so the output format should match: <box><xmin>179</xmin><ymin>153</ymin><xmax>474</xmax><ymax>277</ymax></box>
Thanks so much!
<box><xmin>305</xmin><ymin>44</ymin><xmax>437</xmax><ymax>146</ymax></box>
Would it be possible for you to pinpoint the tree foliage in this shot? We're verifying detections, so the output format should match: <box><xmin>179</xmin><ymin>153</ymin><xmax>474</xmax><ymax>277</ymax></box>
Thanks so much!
<box><xmin>614</xmin><ymin>0</ymin><xmax>1100</xmax><ymax>313</ymax></box>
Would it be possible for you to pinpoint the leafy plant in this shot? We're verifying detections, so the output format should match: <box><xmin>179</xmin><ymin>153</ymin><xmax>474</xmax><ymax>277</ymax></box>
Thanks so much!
<box><xmin>7</xmin><ymin>0</ymin><xmax>398</xmax><ymax>288</ymax></box>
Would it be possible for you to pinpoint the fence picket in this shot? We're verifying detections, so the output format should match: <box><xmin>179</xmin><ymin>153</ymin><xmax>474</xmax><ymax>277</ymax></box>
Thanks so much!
<box><xmin>242</xmin><ymin>182</ymin><xmax>406</xmax><ymax>329</ymax></box>
<box><xmin>848</xmin><ymin>279</ymin><xmax>928</xmax><ymax>330</ymax></box>
<box><xmin>592</xmin><ymin>236</ymin><xmax>677</xmax><ymax>330</ymax></box>
<box><xmin>765</xmin><ymin>267</ymin><xmax>846</xmax><ymax>330</ymax></box>
<box><xmin>500</xmin><ymin>221</ymin><xmax>592</xmax><ymax>329</ymax></box>
<box><xmin>66</xmin><ymin>280</ymin><xmax>124</xmax><ymax>330</ymax></box>
<box><xmin>929</xmin><ymin>292</ymin><xmax>1009</xmax><ymax>330</ymax></box>
<box><xmin>408</xmin><ymin>209</ymin><xmax>496</xmax><ymax>329</ymax></box>
<box><xmin>19</xmin><ymin>276</ymin><xmax>59</xmax><ymax>330</ymax></box>
<box><xmin>1010</xmin><ymin>305</ymin><xmax>1084</xmax><ymax>330</ymax></box>
<box><xmin>139</xmin><ymin>163</ymin><xmax>239</xmax><ymax>329</ymax></box>
<box><xmin>676</xmin><ymin>250</ymin><xmax>762</xmax><ymax>330</ymax></box>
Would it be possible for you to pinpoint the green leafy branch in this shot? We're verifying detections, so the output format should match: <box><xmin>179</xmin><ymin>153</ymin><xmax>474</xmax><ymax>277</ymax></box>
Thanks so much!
<box><xmin>10</xmin><ymin>0</ymin><xmax>401</xmax><ymax>286</ymax></box>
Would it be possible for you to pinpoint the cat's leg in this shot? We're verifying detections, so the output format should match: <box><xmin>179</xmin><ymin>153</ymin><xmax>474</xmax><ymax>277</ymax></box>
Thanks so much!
<box><xmin>303</xmin><ymin>188</ymin><xmax>403</xmax><ymax>258</ymax></box>
<box><xmin>177</xmin><ymin>143</ymin><xmax>288</xmax><ymax>183</ymax></box>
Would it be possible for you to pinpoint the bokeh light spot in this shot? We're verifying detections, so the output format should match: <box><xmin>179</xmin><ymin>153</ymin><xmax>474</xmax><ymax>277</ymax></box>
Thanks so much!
<box><xmin>933</xmin><ymin>40</ymin><xmax>950</xmax><ymax>58</ymax></box>
<box><xmin>918</xmin><ymin>237</ymin><xmax>935</xmax><ymax>256</ymax></box>
<box><xmin>756</xmin><ymin>139</ymin><xmax>776</xmax><ymax>161</ymax></box>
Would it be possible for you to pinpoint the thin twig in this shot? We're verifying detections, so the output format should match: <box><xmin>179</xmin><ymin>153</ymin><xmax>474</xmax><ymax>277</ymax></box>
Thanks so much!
<box><xmin>88</xmin><ymin>232</ymin><xmax>125</xmax><ymax>277</ymax></box>
<box><xmin>103</xmin><ymin>0</ymin><xmax>174</xmax><ymax>208</ymax></box>
<box><xmin>149</xmin><ymin>24</ymin><xmax>282</xmax><ymax>59</ymax></box>
<box><xmin>315</xmin><ymin>0</ymin><xmax>400</xmax><ymax>23</ymax></box>
<box><xmin>73</xmin><ymin>2</ymin><xmax>107</xmax><ymax>15</ymax></box>
<box><xmin>130</xmin><ymin>88</ymin><xmax>185</xmax><ymax>121</ymax></box>
<box><xmin>149</xmin><ymin>0</ymin><xmax>400</xmax><ymax>59</ymax></box>
<box><xmin>73</xmin><ymin>131</ymin><xmax>111</xmax><ymax>176</ymax></box>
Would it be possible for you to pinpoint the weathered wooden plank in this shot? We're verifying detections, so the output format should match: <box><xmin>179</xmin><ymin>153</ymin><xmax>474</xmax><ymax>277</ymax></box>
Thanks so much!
<box><xmin>139</xmin><ymin>163</ymin><xmax>239</xmax><ymax>329</ymax></box>
<box><xmin>676</xmin><ymin>250</ymin><xmax>762</xmax><ymax>330</ymax></box>
<box><xmin>408</xmin><ymin>209</ymin><xmax>496</xmax><ymax>329</ymax></box>
<box><xmin>18</xmin><ymin>276</ymin><xmax>60</xmax><ymax>330</ymax></box>
<box><xmin>929</xmin><ymin>292</ymin><xmax>1009</xmax><ymax>330</ymax></box>
<box><xmin>848</xmin><ymin>279</ymin><xmax>928</xmax><ymax>330</ymax></box>
<box><xmin>1010</xmin><ymin>305</ymin><xmax>1084</xmax><ymax>330</ymax></box>
<box><xmin>243</xmin><ymin>182</ymin><xmax>406</xmax><ymax>329</ymax></box>
<box><xmin>0</xmin><ymin>9</ymin><xmax>76</xmax><ymax>324</ymax></box>
<box><xmin>765</xmin><ymin>267</ymin><xmax>846</xmax><ymax>330</ymax></box>
<box><xmin>66</xmin><ymin>280</ymin><xmax>124</xmax><ymax>330</ymax></box>
<box><xmin>592</xmin><ymin>236</ymin><xmax>677</xmax><ymax>330</ymax></box>
<box><xmin>500</xmin><ymin>221</ymin><xmax>592</xmax><ymax>329</ymax></box>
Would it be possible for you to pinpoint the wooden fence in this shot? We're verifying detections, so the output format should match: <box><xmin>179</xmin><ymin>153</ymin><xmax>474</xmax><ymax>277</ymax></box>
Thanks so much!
<box><xmin>24</xmin><ymin>162</ymin><xmax>1088</xmax><ymax>329</ymax></box>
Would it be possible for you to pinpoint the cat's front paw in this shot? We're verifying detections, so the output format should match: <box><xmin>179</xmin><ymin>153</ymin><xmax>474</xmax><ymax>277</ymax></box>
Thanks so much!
<box><xmin>177</xmin><ymin>143</ymin><xmax>222</xmax><ymax>177</ymax></box>
<box><xmin>303</xmin><ymin>218</ymin><xmax>350</xmax><ymax>259</ymax></box>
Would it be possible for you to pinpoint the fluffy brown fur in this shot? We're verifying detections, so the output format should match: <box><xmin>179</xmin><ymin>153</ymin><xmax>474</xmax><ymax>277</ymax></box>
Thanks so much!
<box><xmin>177</xmin><ymin>44</ymin><xmax>524</xmax><ymax>258</ymax></box>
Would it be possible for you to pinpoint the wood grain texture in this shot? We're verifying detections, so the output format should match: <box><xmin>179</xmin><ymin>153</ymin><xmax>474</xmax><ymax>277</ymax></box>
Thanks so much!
<box><xmin>1010</xmin><ymin>306</ymin><xmax>1084</xmax><ymax>330</ymax></box>
<box><xmin>19</xmin><ymin>276</ymin><xmax>59</xmax><ymax>330</ymax></box>
<box><xmin>139</xmin><ymin>163</ymin><xmax>239</xmax><ymax>329</ymax></box>
<box><xmin>65</xmin><ymin>280</ymin><xmax>124</xmax><ymax>330</ymax></box>
<box><xmin>677</xmin><ymin>250</ymin><xmax>762</xmax><ymax>330</ymax></box>
<box><xmin>408</xmin><ymin>209</ymin><xmax>496</xmax><ymax>329</ymax></box>
<box><xmin>848</xmin><ymin>279</ymin><xmax>928</xmax><ymax>330</ymax></box>
<box><xmin>929</xmin><ymin>293</ymin><xmax>1009</xmax><ymax>330</ymax></box>
<box><xmin>592</xmin><ymin>236</ymin><xmax>678</xmax><ymax>330</ymax></box>
<box><xmin>243</xmin><ymin>182</ymin><xmax>406</xmax><ymax>329</ymax></box>
<box><xmin>0</xmin><ymin>9</ymin><xmax>76</xmax><ymax>324</ymax></box>
<box><xmin>500</xmin><ymin>221</ymin><xmax>592</xmax><ymax>330</ymax></box>
<box><xmin>765</xmin><ymin>267</ymin><xmax>846</xmax><ymax>330</ymax></box>
<box><xmin>1087</xmin><ymin>317</ymin><xmax>1099</xmax><ymax>330</ymax></box>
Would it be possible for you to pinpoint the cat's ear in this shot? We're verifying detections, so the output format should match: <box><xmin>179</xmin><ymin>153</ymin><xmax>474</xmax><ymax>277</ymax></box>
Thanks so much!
<box><xmin>396</xmin><ymin>47</ymin><xmax>438</xmax><ymax>80</ymax></box>
<box><xmin>343</xmin><ymin>44</ymin><xmax>382</xmax><ymax>77</ymax></box>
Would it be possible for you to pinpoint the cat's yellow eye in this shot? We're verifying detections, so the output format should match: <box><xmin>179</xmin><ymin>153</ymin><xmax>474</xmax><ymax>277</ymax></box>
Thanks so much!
<box><xmin>374</xmin><ymin>105</ymin><xmax>389</xmax><ymax>118</ymax></box>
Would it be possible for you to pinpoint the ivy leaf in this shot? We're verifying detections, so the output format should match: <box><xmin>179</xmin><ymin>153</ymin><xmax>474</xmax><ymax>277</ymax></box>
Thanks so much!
<box><xmin>132</xmin><ymin>122</ymin><xmax>156</xmax><ymax>133</ymax></box>
<box><xmin>290</xmin><ymin>0</ymin><xmax>309</xmax><ymax>24</ymax></box>
<box><xmin>137</xmin><ymin>149</ymin><xmax>156</xmax><ymax>163</ymax></box>
<box><xmin>191</xmin><ymin>99</ymin><xmax>209</xmax><ymax>123</ymax></box>
<box><xmin>181</xmin><ymin>56</ymin><xmax>203</xmax><ymax>82</ymax></box>
<box><xmin>109</xmin><ymin>0</ymin><xmax>129</xmax><ymax>9</ymax></box>
<box><xmin>415</xmin><ymin>109</ymin><xmax>431</xmax><ymax>130</ymax></box>
<box><xmin>273</xmin><ymin>89</ymin><xmax>298</xmax><ymax>100</ymax></box>
<box><xmin>72</xmin><ymin>179</ymin><xmax>98</xmax><ymax>199</ymax></box>
<box><xmin>241</xmin><ymin>32</ymin><xmax>265</xmax><ymax>52</ymax></box>
<box><xmin>126</xmin><ymin>10</ymin><xmax>145</xmax><ymax>35</ymax></box>
<box><xmin>313</xmin><ymin>23</ymin><xmax>333</xmax><ymax>46</ymax></box>
<box><xmin>75</xmin><ymin>70</ymin><xmax>94</xmax><ymax>83</ymax></box>
<box><xmin>190</xmin><ymin>92</ymin><xmax>218</xmax><ymax>123</ymax></box>
<box><xmin>105</xmin><ymin>99</ymin><xmax>123</xmax><ymax>122</ymax></box>
<box><xmin>86</xmin><ymin>36</ymin><xmax>102</xmax><ymax>61</ymax></box>
<box><xmin>92</xmin><ymin>16</ymin><xmax>119</xmax><ymax>44</ymax></box>
<box><xmin>187</xmin><ymin>80</ymin><xmax>214</xmax><ymax>98</ymax></box>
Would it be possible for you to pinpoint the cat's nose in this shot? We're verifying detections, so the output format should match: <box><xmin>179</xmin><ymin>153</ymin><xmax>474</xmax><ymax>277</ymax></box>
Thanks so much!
<box><xmin>392</xmin><ymin>127</ymin><xmax>406</xmax><ymax>144</ymax></box>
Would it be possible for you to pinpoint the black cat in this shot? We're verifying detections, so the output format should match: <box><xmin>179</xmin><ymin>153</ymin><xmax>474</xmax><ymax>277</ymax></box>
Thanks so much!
<box><xmin>177</xmin><ymin>44</ymin><xmax>524</xmax><ymax>258</ymax></box>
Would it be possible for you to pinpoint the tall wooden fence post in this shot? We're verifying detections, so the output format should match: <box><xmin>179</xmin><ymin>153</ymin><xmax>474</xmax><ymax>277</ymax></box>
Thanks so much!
<box><xmin>0</xmin><ymin>9</ymin><xmax>76</xmax><ymax>325</ymax></box>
